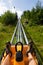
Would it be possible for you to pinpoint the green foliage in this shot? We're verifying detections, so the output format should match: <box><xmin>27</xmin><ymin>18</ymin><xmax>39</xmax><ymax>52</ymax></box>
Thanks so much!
<box><xmin>21</xmin><ymin>1</ymin><xmax>43</xmax><ymax>26</ymax></box>
<box><xmin>24</xmin><ymin>24</ymin><xmax>43</xmax><ymax>59</ymax></box>
<box><xmin>0</xmin><ymin>11</ymin><xmax>18</xmax><ymax>26</ymax></box>
<box><xmin>0</xmin><ymin>23</ymin><xmax>15</xmax><ymax>55</ymax></box>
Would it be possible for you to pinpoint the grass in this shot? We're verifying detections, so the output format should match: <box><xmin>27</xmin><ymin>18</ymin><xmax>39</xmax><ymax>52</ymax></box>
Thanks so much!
<box><xmin>24</xmin><ymin>24</ymin><xmax>43</xmax><ymax>58</ymax></box>
<box><xmin>0</xmin><ymin>23</ymin><xmax>15</xmax><ymax>55</ymax></box>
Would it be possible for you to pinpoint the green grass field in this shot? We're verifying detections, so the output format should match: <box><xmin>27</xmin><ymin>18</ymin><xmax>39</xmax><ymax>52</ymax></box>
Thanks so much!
<box><xmin>24</xmin><ymin>24</ymin><xmax>43</xmax><ymax>58</ymax></box>
<box><xmin>0</xmin><ymin>23</ymin><xmax>15</xmax><ymax>55</ymax></box>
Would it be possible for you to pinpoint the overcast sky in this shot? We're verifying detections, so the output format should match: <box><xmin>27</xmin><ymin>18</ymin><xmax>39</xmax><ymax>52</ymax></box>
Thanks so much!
<box><xmin>0</xmin><ymin>0</ymin><xmax>43</xmax><ymax>17</ymax></box>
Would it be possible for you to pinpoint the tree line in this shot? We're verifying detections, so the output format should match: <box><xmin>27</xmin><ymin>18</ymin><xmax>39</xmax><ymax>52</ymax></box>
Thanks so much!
<box><xmin>0</xmin><ymin>11</ymin><xmax>18</xmax><ymax>26</ymax></box>
<box><xmin>21</xmin><ymin>1</ymin><xmax>43</xmax><ymax>26</ymax></box>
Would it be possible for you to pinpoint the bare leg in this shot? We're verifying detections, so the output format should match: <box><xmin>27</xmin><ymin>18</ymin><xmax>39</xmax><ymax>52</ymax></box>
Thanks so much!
<box><xmin>28</xmin><ymin>53</ymin><xmax>38</xmax><ymax>65</ymax></box>
<box><xmin>1</xmin><ymin>55</ymin><xmax>10</xmax><ymax>65</ymax></box>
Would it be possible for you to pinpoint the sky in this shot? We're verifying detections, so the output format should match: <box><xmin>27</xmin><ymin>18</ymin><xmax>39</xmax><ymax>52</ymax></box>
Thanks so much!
<box><xmin>0</xmin><ymin>0</ymin><xmax>43</xmax><ymax>17</ymax></box>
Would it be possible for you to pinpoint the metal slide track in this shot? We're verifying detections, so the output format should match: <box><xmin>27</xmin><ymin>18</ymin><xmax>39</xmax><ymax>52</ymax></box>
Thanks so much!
<box><xmin>10</xmin><ymin>19</ymin><xmax>29</xmax><ymax>44</ymax></box>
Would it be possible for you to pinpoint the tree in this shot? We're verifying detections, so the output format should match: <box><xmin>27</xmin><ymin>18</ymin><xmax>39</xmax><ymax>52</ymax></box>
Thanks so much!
<box><xmin>36</xmin><ymin>0</ymin><xmax>41</xmax><ymax>10</ymax></box>
<box><xmin>0</xmin><ymin>11</ymin><xmax>18</xmax><ymax>26</ymax></box>
<box><xmin>21</xmin><ymin>0</ymin><xmax>43</xmax><ymax>26</ymax></box>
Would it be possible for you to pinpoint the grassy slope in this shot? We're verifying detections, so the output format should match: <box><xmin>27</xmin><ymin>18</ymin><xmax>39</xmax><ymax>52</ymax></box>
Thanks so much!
<box><xmin>0</xmin><ymin>23</ymin><xmax>15</xmax><ymax>55</ymax></box>
<box><xmin>24</xmin><ymin>24</ymin><xmax>43</xmax><ymax>57</ymax></box>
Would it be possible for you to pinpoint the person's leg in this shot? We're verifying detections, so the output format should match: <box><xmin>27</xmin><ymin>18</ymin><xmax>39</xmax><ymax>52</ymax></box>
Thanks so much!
<box><xmin>28</xmin><ymin>53</ymin><xmax>38</xmax><ymax>65</ymax></box>
<box><xmin>1</xmin><ymin>55</ymin><xmax>10</xmax><ymax>65</ymax></box>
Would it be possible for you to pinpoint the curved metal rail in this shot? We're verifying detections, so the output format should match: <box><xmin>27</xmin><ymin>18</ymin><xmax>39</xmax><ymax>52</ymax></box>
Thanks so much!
<box><xmin>10</xmin><ymin>19</ymin><xmax>29</xmax><ymax>44</ymax></box>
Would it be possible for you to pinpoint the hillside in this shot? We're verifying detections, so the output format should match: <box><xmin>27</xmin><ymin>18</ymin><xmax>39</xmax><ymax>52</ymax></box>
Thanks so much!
<box><xmin>23</xmin><ymin>24</ymin><xmax>43</xmax><ymax>58</ymax></box>
<box><xmin>0</xmin><ymin>23</ymin><xmax>15</xmax><ymax>55</ymax></box>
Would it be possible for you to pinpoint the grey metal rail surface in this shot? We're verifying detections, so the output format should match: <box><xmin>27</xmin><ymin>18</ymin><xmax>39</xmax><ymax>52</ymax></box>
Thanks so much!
<box><xmin>10</xmin><ymin>20</ymin><xmax>29</xmax><ymax>44</ymax></box>
<box><xmin>17</xmin><ymin>20</ymin><xmax>20</xmax><ymax>42</ymax></box>
<box><xmin>10</xmin><ymin>22</ymin><xmax>18</xmax><ymax>44</ymax></box>
<box><xmin>20</xmin><ymin>22</ymin><xmax>29</xmax><ymax>44</ymax></box>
